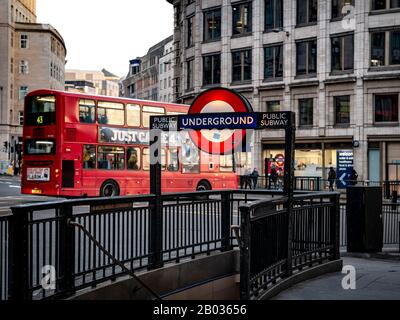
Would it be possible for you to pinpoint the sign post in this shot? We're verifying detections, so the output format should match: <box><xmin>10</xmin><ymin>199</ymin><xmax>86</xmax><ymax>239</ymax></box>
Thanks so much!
<box><xmin>149</xmin><ymin>88</ymin><xmax>297</xmax><ymax>271</ymax></box>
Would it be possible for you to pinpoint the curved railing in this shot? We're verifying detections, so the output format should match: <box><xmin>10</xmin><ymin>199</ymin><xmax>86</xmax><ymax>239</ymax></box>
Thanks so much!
<box><xmin>239</xmin><ymin>192</ymin><xmax>341</xmax><ymax>300</ymax></box>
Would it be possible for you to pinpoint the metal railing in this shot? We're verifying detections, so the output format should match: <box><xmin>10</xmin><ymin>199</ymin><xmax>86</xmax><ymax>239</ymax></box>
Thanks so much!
<box><xmin>1</xmin><ymin>189</ymin><xmax>399</xmax><ymax>300</ymax></box>
<box><xmin>239</xmin><ymin>192</ymin><xmax>340</xmax><ymax>300</ymax></box>
<box><xmin>2</xmin><ymin>189</ymin><xmax>283</xmax><ymax>300</ymax></box>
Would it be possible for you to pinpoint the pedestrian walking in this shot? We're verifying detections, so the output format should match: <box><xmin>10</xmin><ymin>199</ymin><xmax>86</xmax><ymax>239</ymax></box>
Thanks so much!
<box><xmin>270</xmin><ymin>165</ymin><xmax>278</xmax><ymax>189</ymax></box>
<box><xmin>350</xmin><ymin>169</ymin><xmax>358</xmax><ymax>186</ymax></box>
<box><xmin>328</xmin><ymin>167</ymin><xmax>336</xmax><ymax>191</ymax></box>
<box><xmin>251</xmin><ymin>168</ymin><xmax>259</xmax><ymax>189</ymax></box>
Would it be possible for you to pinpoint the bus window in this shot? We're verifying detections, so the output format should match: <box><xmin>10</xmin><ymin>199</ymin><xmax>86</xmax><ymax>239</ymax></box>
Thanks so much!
<box><xmin>143</xmin><ymin>148</ymin><xmax>150</xmax><ymax>171</ymax></box>
<box><xmin>97</xmin><ymin>146</ymin><xmax>125</xmax><ymax>170</ymax></box>
<box><xmin>25</xmin><ymin>139</ymin><xmax>55</xmax><ymax>155</ymax></box>
<box><xmin>220</xmin><ymin>155</ymin><xmax>234</xmax><ymax>172</ymax></box>
<box><xmin>182</xmin><ymin>139</ymin><xmax>200</xmax><ymax>174</ymax></box>
<box><xmin>167</xmin><ymin>149</ymin><xmax>179</xmax><ymax>172</ymax></box>
<box><xmin>127</xmin><ymin>147</ymin><xmax>141</xmax><ymax>170</ymax></box>
<box><xmin>142</xmin><ymin>147</ymin><xmax>166</xmax><ymax>171</ymax></box>
<box><xmin>142</xmin><ymin>106</ymin><xmax>165</xmax><ymax>128</ymax></box>
<box><xmin>97</xmin><ymin>101</ymin><xmax>124</xmax><ymax>125</ymax></box>
<box><xmin>127</xmin><ymin>104</ymin><xmax>141</xmax><ymax>127</ymax></box>
<box><xmin>25</xmin><ymin>95</ymin><xmax>56</xmax><ymax>126</ymax></box>
<box><xmin>79</xmin><ymin>99</ymin><xmax>95</xmax><ymax>123</ymax></box>
<box><xmin>83</xmin><ymin>145</ymin><xmax>96</xmax><ymax>169</ymax></box>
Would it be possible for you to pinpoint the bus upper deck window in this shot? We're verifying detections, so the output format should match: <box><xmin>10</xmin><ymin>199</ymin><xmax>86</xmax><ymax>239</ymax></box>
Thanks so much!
<box><xmin>142</xmin><ymin>106</ymin><xmax>165</xmax><ymax>128</ymax></box>
<box><xmin>79</xmin><ymin>99</ymin><xmax>95</xmax><ymax>123</ymax></box>
<box><xmin>97</xmin><ymin>101</ymin><xmax>124</xmax><ymax>126</ymax></box>
<box><xmin>127</xmin><ymin>104</ymin><xmax>141</xmax><ymax>127</ymax></box>
<box><xmin>26</xmin><ymin>95</ymin><xmax>56</xmax><ymax>126</ymax></box>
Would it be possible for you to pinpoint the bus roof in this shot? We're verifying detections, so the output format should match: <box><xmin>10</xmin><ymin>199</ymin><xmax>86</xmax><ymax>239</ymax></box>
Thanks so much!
<box><xmin>26</xmin><ymin>89</ymin><xmax>190</xmax><ymax>109</ymax></box>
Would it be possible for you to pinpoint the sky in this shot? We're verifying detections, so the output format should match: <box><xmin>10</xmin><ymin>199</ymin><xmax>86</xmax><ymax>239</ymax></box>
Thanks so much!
<box><xmin>36</xmin><ymin>0</ymin><xmax>174</xmax><ymax>78</ymax></box>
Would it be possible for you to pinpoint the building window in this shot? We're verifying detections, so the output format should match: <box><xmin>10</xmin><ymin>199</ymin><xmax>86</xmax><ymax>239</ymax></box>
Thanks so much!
<box><xmin>20</xmin><ymin>34</ymin><xmax>28</xmax><ymax>48</ymax></box>
<box><xmin>10</xmin><ymin>84</ymin><xmax>13</xmax><ymax>99</ymax></box>
<box><xmin>297</xmin><ymin>0</ymin><xmax>318</xmax><ymax>25</ymax></box>
<box><xmin>371</xmin><ymin>30</ymin><xmax>400</xmax><ymax>67</ymax></box>
<box><xmin>203</xmin><ymin>54</ymin><xmax>221</xmax><ymax>85</ymax></box>
<box><xmin>10</xmin><ymin>58</ymin><xmax>13</xmax><ymax>74</ymax></box>
<box><xmin>11</xmin><ymin>31</ymin><xmax>14</xmax><ymax>47</ymax></box>
<box><xmin>264</xmin><ymin>45</ymin><xmax>283</xmax><ymax>79</ymax></box>
<box><xmin>390</xmin><ymin>30</ymin><xmax>400</xmax><ymax>65</ymax></box>
<box><xmin>334</xmin><ymin>96</ymin><xmax>350</xmax><ymax>125</ymax></box>
<box><xmin>20</xmin><ymin>60</ymin><xmax>29</xmax><ymax>74</ymax></box>
<box><xmin>187</xmin><ymin>15</ymin><xmax>194</xmax><ymax>47</ymax></box>
<box><xmin>19</xmin><ymin>111</ymin><xmax>24</xmax><ymax>125</ymax></box>
<box><xmin>332</xmin><ymin>0</ymin><xmax>354</xmax><ymax>19</ymax></box>
<box><xmin>186</xmin><ymin>59</ymin><xmax>194</xmax><ymax>90</ymax></box>
<box><xmin>299</xmin><ymin>98</ymin><xmax>313</xmax><ymax>126</ymax></box>
<box><xmin>331</xmin><ymin>34</ymin><xmax>354</xmax><ymax>72</ymax></box>
<box><xmin>296</xmin><ymin>39</ymin><xmax>317</xmax><ymax>76</ymax></box>
<box><xmin>371</xmin><ymin>0</ymin><xmax>400</xmax><ymax>10</ymax></box>
<box><xmin>374</xmin><ymin>94</ymin><xmax>399</xmax><ymax>122</ymax></box>
<box><xmin>19</xmin><ymin>86</ymin><xmax>28</xmax><ymax>100</ymax></box>
<box><xmin>204</xmin><ymin>8</ymin><xmax>221</xmax><ymax>41</ymax></box>
<box><xmin>232</xmin><ymin>2</ymin><xmax>252</xmax><ymax>35</ymax></box>
<box><xmin>232</xmin><ymin>49</ymin><xmax>252</xmax><ymax>83</ymax></box>
<box><xmin>266</xmin><ymin>101</ymin><xmax>281</xmax><ymax>112</ymax></box>
<box><xmin>265</xmin><ymin>0</ymin><xmax>283</xmax><ymax>31</ymax></box>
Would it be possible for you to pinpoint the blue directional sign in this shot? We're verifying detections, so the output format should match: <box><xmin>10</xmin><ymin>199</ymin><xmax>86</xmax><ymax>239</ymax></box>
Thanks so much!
<box><xmin>178</xmin><ymin>112</ymin><xmax>291</xmax><ymax>130</ymax></box>
<box><xmin>336</xmin><ymin>150</ymin><xmax>354</xmax><ymax>189</ymax></box>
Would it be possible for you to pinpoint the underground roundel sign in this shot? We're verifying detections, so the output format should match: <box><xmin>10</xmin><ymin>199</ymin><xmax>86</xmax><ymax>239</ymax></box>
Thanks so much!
<box><xmin>187</xmin><ymin>87</ymin><xmax>253</xmax><ymax>155</ymax></box>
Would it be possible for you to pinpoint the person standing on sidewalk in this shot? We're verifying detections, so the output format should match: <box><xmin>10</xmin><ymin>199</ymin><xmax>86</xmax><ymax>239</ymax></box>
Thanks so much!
<box><xmin>328</xmin><ymin>167</ymin><xmax>336</xmax><ymax>191</ymax></box>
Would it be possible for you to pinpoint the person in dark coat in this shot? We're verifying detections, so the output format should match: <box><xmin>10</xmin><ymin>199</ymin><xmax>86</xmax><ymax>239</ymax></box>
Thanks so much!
<box><xmin>270</xmin><ymin>165</ymin><xmax>278</xmax><ymax>189</ymax></box>
<box><xmin>328</xmin><ymin>167</ymin><xmax>336</xmax><ymax>191</ymax></box>
<box><xmin>350</xmin><ymin>169</ymin><xmax>358</xmax><ymax>186</ymax></box>
<box><xmin>251</xmin><ymin>168</ymin><xmax>259</xmax><ymax>189</ymax></box>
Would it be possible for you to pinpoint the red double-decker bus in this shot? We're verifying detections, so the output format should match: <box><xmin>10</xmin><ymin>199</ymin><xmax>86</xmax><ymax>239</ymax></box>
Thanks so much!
<box><xmin>21</xmin><ymin>90</ymin><xmax>238</xmax><ymax>197</ymax></box>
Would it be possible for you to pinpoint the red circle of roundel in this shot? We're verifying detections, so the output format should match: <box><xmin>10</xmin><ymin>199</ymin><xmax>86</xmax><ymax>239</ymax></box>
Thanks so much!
<box><xmin>187</xmin><ymin>87</ymin><xmax>253</xmax><ymax>155</ymax></box>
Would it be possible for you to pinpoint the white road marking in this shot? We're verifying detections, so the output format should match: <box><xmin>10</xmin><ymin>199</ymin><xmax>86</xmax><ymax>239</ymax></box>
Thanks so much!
<box><xmin>9</xmin><ymin>185</ymin><xmax>21</xmax><ymax>188</ymax></box>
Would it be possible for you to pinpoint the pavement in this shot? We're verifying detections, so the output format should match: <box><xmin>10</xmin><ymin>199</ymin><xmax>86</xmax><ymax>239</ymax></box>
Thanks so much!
<box><xmin>273</xmin><ymin>256</ymin><xmax>400</xmax><ymax>300</ymax></box>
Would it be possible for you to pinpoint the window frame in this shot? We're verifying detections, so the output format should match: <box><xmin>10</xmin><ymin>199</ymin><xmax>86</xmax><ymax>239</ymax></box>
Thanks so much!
<box><xmin>296</xmin><ymin>39</ymin><xmax>317</xmax><ymax>76</ymax></box>
<box><xmin>232</xmin><ymin>1</ymin><xmax>253</xmax><ymax>36</ymax></box>
<box><xmin>298</xmin><ymin>98</ymin><xmax>314</xmax><ymax>127</ymax></box>
<box><xmin>203</xmin><ymin>53</ymin><xmax>221</xmax><ymax>86</ymax></box>
<box><xmin>232</xmin><ymin>48</ymin><xmax>252</xmax><ymax>84</ymax></box>
<box><xmin>203</xmin><ymin>7</ymin><xmax>222</xmax><ymax>42</ymax></box>
<box><xmin>264</xmin><ymin>44</ymin><xmax>283</xmax><ymax>80</ymax></box>
<box><xmin>331</xmin><ymin>33</ymin><xmax>354</xmax><ymax>73</ymax></box>
<box><xmin>296</xmin><ymin>0</ymin><xmax>318</xmax><ymax>26</ymax></box>
<box><xmin>374</xmin><ymin>93</ymin><xmax>399</xmax><ymax>123</ymax></box>
<box><xmin>334</xmin><ymin>95</ymin><xmax>351</xmax><ymax>125</ymax></box>
<box><xmin>265</xmin><ymin>0</ymin><xmax>283</xmax><ymax>32</ymax></box>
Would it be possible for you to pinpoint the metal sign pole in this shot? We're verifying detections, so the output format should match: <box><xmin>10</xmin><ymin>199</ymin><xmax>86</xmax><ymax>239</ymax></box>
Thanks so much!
<box><xmin>283</xmin><ymin>112</ymin><xmax>296</xmax><ymax>277</ymax></box>
<box><xmin>149</xmin><ymin>116</ymin><xmax>163</xmax><ymax>269</ymax></box>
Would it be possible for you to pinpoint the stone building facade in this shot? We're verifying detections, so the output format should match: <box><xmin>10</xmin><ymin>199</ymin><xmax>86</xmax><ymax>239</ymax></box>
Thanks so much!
<box><xmin>65</xmin><ymin>69</ymin><xmax>120</xmax><ymax>97</ymax></box>
<box><xmin>167</xmin><ymin>0</ymin><xmax>400</xmax><ymax>183</ymax></box>
<box><xmin>0</xmin><ymin>0</ymin><xmax>66</xmax><ymax>163</ymax></box>
<box><xmin>159</xmin><ymin>38</ymin><xmax>175</xmax><ymax>102</ymax></box>
<box><xmin>122</xmin><ymin>36</ymin><xmax>174</xmax><ymax>102</ymax></box>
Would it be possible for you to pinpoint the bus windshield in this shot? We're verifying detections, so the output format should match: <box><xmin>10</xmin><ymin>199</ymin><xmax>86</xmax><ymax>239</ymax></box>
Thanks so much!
<box><xmin>25</xmin><ymin>139</ymin><xmax>56</xmax><ymax>155</ymax></box>
<box><xmin>25</xmin><ymin>95</ymin><xmax>56</xmax><ymax>126</ymax></box>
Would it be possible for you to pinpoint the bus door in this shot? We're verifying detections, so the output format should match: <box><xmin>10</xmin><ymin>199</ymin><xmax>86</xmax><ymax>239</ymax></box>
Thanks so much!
<box><xmin>61</xmin><ymin>146</ymin><xmax>79</xmax><ymax>188</ymax></box>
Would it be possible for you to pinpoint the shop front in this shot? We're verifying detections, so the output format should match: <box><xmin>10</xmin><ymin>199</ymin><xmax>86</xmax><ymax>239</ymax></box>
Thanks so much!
<box><xmin>262</xmin><ymin>140</ymin><xmax>354</xmax><ymax>186</ymax></box>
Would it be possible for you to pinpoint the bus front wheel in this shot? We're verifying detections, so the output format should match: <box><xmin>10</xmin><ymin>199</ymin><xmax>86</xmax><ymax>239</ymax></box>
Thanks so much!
<box><xmin>100</xmin><ymin>180</ymin><xmax>120</xmax><ymax>197</ymax></box>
